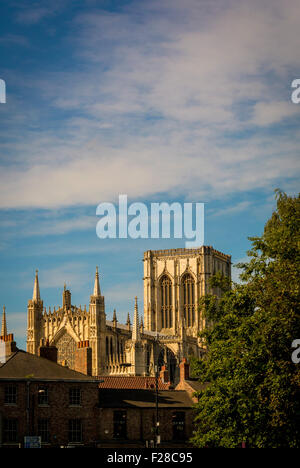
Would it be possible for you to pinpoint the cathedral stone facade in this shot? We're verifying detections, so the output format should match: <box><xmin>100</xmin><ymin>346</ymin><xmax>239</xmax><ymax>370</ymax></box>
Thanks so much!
<box><xmin>27</xmin><ymin>246</ymin><xmax>231</xmax><ymax>383</ymax></box>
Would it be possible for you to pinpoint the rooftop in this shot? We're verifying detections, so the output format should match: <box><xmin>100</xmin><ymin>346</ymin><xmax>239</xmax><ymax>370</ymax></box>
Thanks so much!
<box><xmin>183</xmin><ymin>379</ymin><xmax>208</xmax><ymax>392</ymax></box>
<box><xmin>0</xmin><ymin>350</ymin><xmax>98</xmax><ymax>382</ymax></box>
<box><xmin>97</xmin><ymin>375</ymin><xmax>170</xmax><ymax>390</ymax></box>
<box><xmin>144</xmin><ymin>245</ymin><xmax>231</xmax><ymax>259</ymax></box>
<box><xmin>99</xmin><ymin>389</ymin><xmax>193</xmax><ymax>408</ymax></box>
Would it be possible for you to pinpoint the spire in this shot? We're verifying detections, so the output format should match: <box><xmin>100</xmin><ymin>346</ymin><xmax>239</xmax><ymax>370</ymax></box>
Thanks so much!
<box><xmin>32</xmin><ymin>269</ymin><xmax>41</xmax><ymax>302</ymax></box>
<box><xmin>93</xmin><ymin>266</ymin><xmax>101</xmax><ymax>297</ymax></box>
<box><xmin>132</xmin><ymin>296</ymin><xmax>140</xmax><ymax>342</ymax></box>
<box><xmin>126</xmin><ymin>312</ymin><xmax>131</xmax><ymax>330</ymax></box>
<box><xmin>112</xmin><ymin>309</ymin><xmax>118</xmax><ymax>328</ymax></box>
<box><xmin>1</xmin><ymin>306</ymin><xmax>7</xmax><ymax>337</ymax></box>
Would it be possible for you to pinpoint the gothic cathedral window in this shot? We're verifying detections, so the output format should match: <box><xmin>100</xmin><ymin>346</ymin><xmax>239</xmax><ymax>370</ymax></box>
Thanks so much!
<box><xmin>106</xmin><ymin>337</ymin><xmax>109</xmax><ymax>361</ymax></box>
<box><xmin>182</xmin><ymin>274</ymin><xmax>195</xmax><ymax>327</ymax></box>
<box><xmin>160</xmin><ymin>275</ymin><xmax>172</xmax><ymax>328</ymax></box>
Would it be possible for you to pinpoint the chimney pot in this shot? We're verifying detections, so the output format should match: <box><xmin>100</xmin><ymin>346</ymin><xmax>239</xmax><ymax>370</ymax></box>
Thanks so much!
<box><xmin>38</xmin><ymin>343</ymin><xmax>58</xmax><ymax>363</ymax></box>
<box><xmin>74</xmin><ymin>341</ymin><xmax>92</xmax><ymax>375</ymax></box>
<box><xmin>180</xmin><ymin>358</ymin><xmax>190</xmax><ymax>381</ymax></box>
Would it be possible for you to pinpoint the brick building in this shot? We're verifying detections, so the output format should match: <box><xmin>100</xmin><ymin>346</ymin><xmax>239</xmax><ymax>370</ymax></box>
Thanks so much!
<box><xmin>0</xmin><ymin>337</ymin><xmax>100</xmax><ymax>448</ymax></box>
<box><xmin>98</xmin><ymin>389</ymin><xmax>195</xmax><ymax>448</ymax></box>
<box><xmin>0</xmin><ymin>314</ymin><xmax>198</xmax><ymax>448</ymax></box>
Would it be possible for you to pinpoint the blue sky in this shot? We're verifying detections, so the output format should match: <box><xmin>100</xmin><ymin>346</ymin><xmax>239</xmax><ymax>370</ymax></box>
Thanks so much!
<box><xmin>0</xmin><ymin>0</ymin><xmax>299</xmax><ymax>350</ymax></box>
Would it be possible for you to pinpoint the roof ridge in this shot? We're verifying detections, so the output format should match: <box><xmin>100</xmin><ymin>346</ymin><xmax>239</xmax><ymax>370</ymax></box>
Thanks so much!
<box><xmin>0</xmin><ymin>349</ymin><xmax>97</xmax><ymax>381</ymax></box>
<box><xmin>0</xmin><ymin>349</ymin><xmax>19</xmax><ymax>367</ymax></box>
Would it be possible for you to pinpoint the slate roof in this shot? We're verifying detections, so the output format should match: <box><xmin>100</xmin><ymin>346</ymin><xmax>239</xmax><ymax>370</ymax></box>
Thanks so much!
<box><xmin>184</xmin><ymin>380</ymin><xmax>208</xmax><ymax>392</ymax></box>
<box><xmin>99</xmin><ymin>389</ymin><xmax>193</xmax><ymax>408</ymax></box>
<box><xmin>97</xmin><ymin>375</ymin><xmax>170</xmax><ymax>390</ymax></box>
<box><xmin>0</xmin><ymin>350</ymin><xmax>97</xmax><ymax>382</ymax></box>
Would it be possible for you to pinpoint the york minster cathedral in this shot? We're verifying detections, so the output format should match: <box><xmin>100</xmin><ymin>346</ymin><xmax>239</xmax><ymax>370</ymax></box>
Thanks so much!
<box><xmin>27</xmin><ymin>246</ymin><xmax>231</xmax><ymax>383</ymax></box>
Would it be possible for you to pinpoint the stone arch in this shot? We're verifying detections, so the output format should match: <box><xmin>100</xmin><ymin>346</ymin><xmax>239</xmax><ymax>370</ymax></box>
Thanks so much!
<box><xmin>51</xmin><ymin>318</ymin><xmax>79</xmax><ymax>346</ymax></box>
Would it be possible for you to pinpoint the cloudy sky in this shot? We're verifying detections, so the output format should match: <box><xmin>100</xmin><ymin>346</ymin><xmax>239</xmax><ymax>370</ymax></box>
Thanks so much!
<box><xmin>0</xmin><ymin>0</ymin><xmax>299</xmax><ymax>349</ymax></box>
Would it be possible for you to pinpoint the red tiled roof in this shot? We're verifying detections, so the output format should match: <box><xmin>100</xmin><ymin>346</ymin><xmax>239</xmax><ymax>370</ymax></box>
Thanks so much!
<box><xmin>96</xmin><ymin>375</ymin><xmax>170</xmax><ymax>390</ymax></box>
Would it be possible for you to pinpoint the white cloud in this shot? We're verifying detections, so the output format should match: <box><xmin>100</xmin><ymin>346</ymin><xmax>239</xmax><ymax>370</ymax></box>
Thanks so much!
<box><xmin>15</xmin><ymin>8</ymin><xmax>49</xmax><ymax>24</ymax></box>
<box><xmin>209</xmin><ymin>201</ymin><xmax>252</xmax><ymax>218</ymax></box>
<box><xmin>105</xmin><ymin>281</ymin><xmax>143</xmax><ymax>304</ymax></box>
<box><xmin>3</xmin><ymin>312</ymin><xmax>27</xmax><ymax>346</ymax></box>
<box><xmin>0</xmin><ymin>34</ymin><xmax>29</xmax><ymax>46</ymax></box>
<box><xmin>32</xmin><ymin>262</ymin><xmax>90</xmax><ymax>290</ymax></box>
<box><xmin>24</xmin><ymin>215</ymin><xmax>97</xmax><ymax>236</ymax></box>
<box><xmin>251</xmin><ymin>101</ymin><xmax>299</xmax><ymax>126</ymax></box>
<box><xmin>0</xmin><ymin>0</ymin><xmax>299</xmax><ymax>209</ymax></box>
<box><xmin>14</xmin><ymin>1</ymin><xmax>68</xmax><ymax>25</ymax></box>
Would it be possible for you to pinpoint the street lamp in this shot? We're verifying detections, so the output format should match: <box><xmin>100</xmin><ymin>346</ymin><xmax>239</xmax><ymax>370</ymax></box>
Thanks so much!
<box><xmin>153</xmin><ymin>332</ymin><xmax>165</xmax><ymax>448</ymax></box>
<box><xmin>118</xmin><ymin>334</ymin><xmax>165</xmax><ymax>448</ymax></box>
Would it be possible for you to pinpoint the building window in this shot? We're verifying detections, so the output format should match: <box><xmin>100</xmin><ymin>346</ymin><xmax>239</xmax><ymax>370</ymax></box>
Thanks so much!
<box><xmin>38</xmin><ymin>386</ymin><xmax>49</xmax><ymax>405</ymax></box>
<box><xmin>110</xmin><ymin>338</ymin><xmax>113</xmax><ymax>360</ymax></box>
<box><xmin>68</xmin><ymin>419</ymin><xmax>82</xmax><ymax>443</ymax></box>
<box><xmin>120</xmin><ymin>340</ymin><xmax>124</xmax><ymax>362</ymax></box>
<box><xmin>4</xmin><ymin>418</ymin><xmax>18</xmax><ymax>442</ymax></box>
<box><xmin>106</xmin><ymin>337</ymin><xmax>109</xmax><ymax>360</ymax></box>
<box><xmin>160</xmin><ymin>275</ymin><xmax>172</xmax><ymax>328</ymax></box>
<box><xmin>38</xmin><ymin>418</ymin><xmax>49</xmax><ymax>443</ymax></box>
<box><xmin>56</xmin><ymin>332</ymin><xmax>76</xmax><ymax>369</ymax></box>
<box><xmin>69</xmin><ymin>387</ymin><xmax>81</xmax><ymax>406</ymax></box>
<box><xmin>5</xmin><ymin>385</ymin><xmax>17</xmax><ymax>404</ymax></box>
<box><xmin>113</xmin><ymin>411</ymin><xmax>127</xmax><ymax>439</ymax></box>
<box><xmin>172</xmin><ymin>412</ymin><xmax>185</xmax><ymax>440</ymax></box>
<box><xmin>182</xmin><ymin>274</ymin><xmax>195</xmax><ymax>327</ymax></box>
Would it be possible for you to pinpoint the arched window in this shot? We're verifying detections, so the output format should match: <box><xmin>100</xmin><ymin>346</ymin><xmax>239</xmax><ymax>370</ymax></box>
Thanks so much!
<box><xmin>106</xmin><ymin>337</ymin><xmax>109</xmax><ymax>360</ymax></box>
<box><xmin>160</xmin><ymin>275</ymin><xmax>172</xmax><ymax>328</ymax></box>
<box><xmin>110</xmin><ymin>337</ymin><xmax>113</xmax><ymax>359</ymax></box>
<box><xmin>117</xmin><ymin>340</ymin><xmax>120</xmax><ymax>360</ymax></box>
<box><xmin>120</xmin><ymin>341</ymin><xmax>124</xmax><ymax>362</ymax></box>
<box><xmin>182</xmin><ymin>274</ymin><xmax>195</xmax><ymax>327</ymax></box>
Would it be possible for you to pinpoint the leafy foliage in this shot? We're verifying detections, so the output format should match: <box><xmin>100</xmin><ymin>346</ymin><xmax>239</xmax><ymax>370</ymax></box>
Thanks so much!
<box><xmin>191</xmin><ymin>191</ymin><xmax>300</xmax><ymax>448</ymax></box>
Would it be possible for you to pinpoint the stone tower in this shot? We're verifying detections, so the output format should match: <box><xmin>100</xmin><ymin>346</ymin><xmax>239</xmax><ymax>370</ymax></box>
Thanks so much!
<box><xmin>89</xmin><ymin>266</ymin><xmax>106</xmax><ymax>375</ymax></box>
<box><xmin>126</xmin><ymin>297</ymin><xmax>147</xmax><ymax>376</ymax></box>
<box><xmin>27</xmin><ymin>270</ymin><xmax>43</xmax><ymax>354</ymax></box>
<box><xmin>143</xmin><ymin>245</ymin><xmax>231</xmax><ymax>341</ymax></box>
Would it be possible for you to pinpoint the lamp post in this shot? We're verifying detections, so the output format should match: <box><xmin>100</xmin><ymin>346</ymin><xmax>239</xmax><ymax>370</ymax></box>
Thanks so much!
<box><xmin>120</xmin><ymin>334</ymin><xmax>164</xmax><ymax>448</ymax></box>
<box><xmin>155</xmin><ymin>366</ymin><xmax>162</xmax><ymax>447</ymax></box>
<box><xmin>153</xmin><ymin>332</ymin><xmax>163</xmax><ymax>448</ymax></box>
<box><xmin>25</xmin><ymin>381</ymin><xmax>44</xmax><ymax>448</ymax></box>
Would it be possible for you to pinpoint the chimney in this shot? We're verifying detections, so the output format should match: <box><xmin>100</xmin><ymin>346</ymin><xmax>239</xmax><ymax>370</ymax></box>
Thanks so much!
<box><xmin>75</xmin><ymin>340</ymin><xmax>92</xmax><ymax>376</ymax></box>
<box><xmin>38</xmin><ymin>340</ymin><xmax>58</xmax><ymax>363</ymax></box>
<box><xmin>62</xmin><ymin>284</ymin><xmax>71</xmax><ymax>311</ymax></box>
<box><xmin>0</xmin><ymin>334</ymin><xmax>17</xmax><ymax>362</ymax></box>
<box><xmin>180</xmin><ymin>358</ymin><xmax>190</xmax><ymax>382</ymax></box>
<box><xmin>159</xmin><ymin>365</ymin><xmax>169</xmax><ymax>384</ymax></box>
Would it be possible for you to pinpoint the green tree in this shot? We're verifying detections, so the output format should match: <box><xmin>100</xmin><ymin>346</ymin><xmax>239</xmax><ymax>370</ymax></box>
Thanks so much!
<box><xmin>191</xmin><ymin>191</ymin><xmax>300</xmax><ymax>448</ymax></box>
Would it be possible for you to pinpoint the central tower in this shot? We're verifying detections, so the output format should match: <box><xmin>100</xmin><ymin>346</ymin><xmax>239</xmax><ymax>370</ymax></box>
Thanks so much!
<box><xmin>143</xmin><ymin>246</ymin><xmax>231</xmax><ymax>337</ymax></box>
